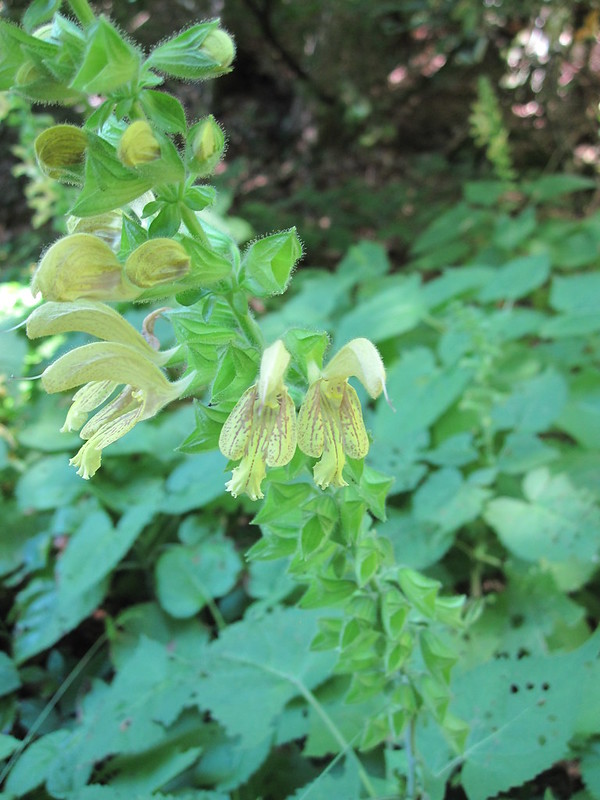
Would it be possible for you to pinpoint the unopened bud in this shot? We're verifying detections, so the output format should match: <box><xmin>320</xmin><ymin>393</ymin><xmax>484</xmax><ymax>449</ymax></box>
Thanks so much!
<box><xmin>34</xmin><ymin>124</ymin><xmax>87</xmax><ymax>182</ymax></box>
<box><xmin>67</xmin><ymin>211</ymin><xmax>123</xmax><ymax>250</ymax></box>
<box><xmin>189</xmin><ymin>115</ymin><xmax>226</xmax><ymax>175</ymax></box>
<box><xmin>118</xmin><ymin>121</ymin><xmax>160</xmax><ymax>168</ymax></box>
<box><xmin>124</xmin><ymin>239</ymin><xmax>190</xmax><ymax>288</ymax></box>
<box><xmin>32</xmin><ymin>233</ymin><xmax>137</xmax><ymax>302</ymax></box>
<box><xmin>15</xmin><ymin>62</ymin><xmax>83</xmax><ymax>104</ymax></box>
<box><xmin>202</xmin><ymin>29</ymin><xmax>235</xmax><ymax>71</ymax></box>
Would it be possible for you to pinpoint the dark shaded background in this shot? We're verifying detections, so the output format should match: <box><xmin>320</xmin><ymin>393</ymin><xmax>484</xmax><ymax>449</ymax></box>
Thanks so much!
<box><xmin>3</xmin><ymin>0</ymin><xmax>600</xmax><ymax>265</ymax></box>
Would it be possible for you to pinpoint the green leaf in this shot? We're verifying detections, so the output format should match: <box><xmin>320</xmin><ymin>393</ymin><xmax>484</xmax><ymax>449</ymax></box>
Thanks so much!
<box><xmin>450</xmin><ymin>631</ymin><xmax>600</xmax><ymax>800</ymax></box>
<box><xmin>70</xmin><ymin>17</ymin><xmax>140</xmax><ymax>94</ymax></box>
<box><xmin>5</xmin><ymin>730</ymin><xmax>71</xmax><ymax>795</ymax></box>
<box><xmin>397</xmin><ymin>568</ymin><xmax>440</xmax><ymax>617</ymax></box>
<box><xmin>491</xmin><ymin>369</ymin><xmax>568</xmax><ymax>433</ymax></box>
<box><xmin>557</xmin><ymin>371</ymin><xmax>600</xmax><ymax>449</ymax></box>
<box><xmin>478</xmin><ymin>253</ymin><xmax>551</xmax><ymax>302</ymax></box>
<box><xmin>335</xmin><ymin>274</ymin><xmax>424</xmax><ymax>345</ymax></box>
<box><xmin>484</xmin><ymin>468</ymin><xmax>600</xmax><ymax>567</ymax></box>
<box><xmin>139</xmin><ymin>89</ymin><xmax>187</xmax><ymax>133</ymax></box>
<box><xmin>524</xmin><ymin>173</ymin><xmax>596</xmax><ymax>202</ymax></box>
<box><xmin>159</xmin><ymin>451</ymin><xmax>228</xmax><ymax>513</ymax></box>
<box><xmin>550</xmin><ymin>273</ymin><xmax>600</xmax><ymax>315</ymax></box>
<box><xmin>422</xmin><ymin>266</ymin><xmax>493</xmax><ymax>309</ymax></box>
<box><xmin>413</xmin><ymin>468</ymin><xmax>489</xmax><ymax>535</ymax></box>
<box><xmin>192</xmin><ymin>607</ymin><xmax>337</xmax><ymax>746</ymax></box>
<box><xmin>58</xmin><ymin>505</ymin><xmax>155</xmax><ymax>600</ymax></box>
<box><xmin>458</xmin><ymin>568</ymin><xmax>586</xmax><ymax>668</ymax></box>
<box><xmin>0</xmin><ymin>653</ymin><xmax>20</xmax><ymax>697</ymax></box>
<box><xmin>183</xmin><ymin>236</ymin><xmax>233</xmax><ymax>285</ymax></box>
<box><xmin>110</xmin><ymin>601</ymin><xmax>210</xmax><ymax>669</ymax></box>
<box><xmin>0</xmin><ymin>733</ymin><xmax>20</xmax><ymax>760</ymax></box>
<box><xmin>241</xmin><ymin>228</ymin><xmax>303</xmax><ymax>297</ymax></box>
<box><xmin>72</xmin><ymin>134</ymin><xmax>153</xmax><ymax>217</ymax></box>
<box><xmin>492</xmin><ymin>207</ymin><xmax>537</xmax><ymax>250</ymax></box>
<box><xmin>287</xmin><ymin>757</ymin><xmax>361</xmax><ymax>799</ymax></box>
<box><xmin>148</xmin><ymin>203</ymin><xmax>181</xmax><ymax>238</ymax></box>
<box><xmin>15</xmin><ymin>455</ymin><xmax>85</xmax><ymax>511</ymax></box>
<box><xmin>369</xmin><ymin>348</ymin><xmax>472</xmax><ymax>486</ymax></box>
<box><xmin>178</xmin><ymin>403</ymin><xmax>228</xmax><ymax>454</ymax></box>
<box><xmin>156</xmin><ymin>536</ymin><xmax>241</xmax><ymax>617</ymax></box>
<box><xmin>98</xmin><ymin>743</ymin><xmax>203</xmax><ymax>794</ymax></box>
<box><xmin>0</xmin><ymin>20</ymin><xmax>58</xmax><ymax>90</ymax></box>
<box><xmin>13</xmin><ymin>572</ymin><xmax>108</xmax><ymax>663</ymax></box>
<box><xmin>497</xmin><ymin>432</ymin><xmax>558</xmax><ymax>475</ymax></box>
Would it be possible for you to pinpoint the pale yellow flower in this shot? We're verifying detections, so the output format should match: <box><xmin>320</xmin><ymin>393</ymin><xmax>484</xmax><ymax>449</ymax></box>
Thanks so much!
<box><xmin>41</xmin><ymin>341</ymin><xmax>192</xmax><ymax>479</ymax></box>
<box><xmin>297</xmin><ymin>338</ymin><xmax>387</xmax><ymax>489</ymax></box>
<box><xmin>219</xmin><ymin>340</ymin><xmax>296</xmax><ymax>500</ymax></box>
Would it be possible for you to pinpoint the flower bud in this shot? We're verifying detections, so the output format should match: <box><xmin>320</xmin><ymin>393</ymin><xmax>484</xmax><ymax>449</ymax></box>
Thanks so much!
<box><xmin>67</xmin><ymin>211</ymin><xmax>123</xmax><ymax>250</ymax></box>
<box><xmin>188</xmin><ymin>116</ymin><xmax>226</xmax><ymax>175</ymax></box>
<box><xmin>124</xmin><ymin>239</ymin><xmax>190</xmax><ymax>288</ymax></box>
<box><xmin>202</xmin><ymin>29</ymin><xmax>235</xmax><ymax>71</ymax></box>
<box><xmin>118</xmin><ymin>120</ymin><xmax>160</xmax><ymax>168</ymax></box>
<box><xmin>32</xmin><ymin>233</ymin><xmax>138</xmax><ymax>302</ymax></box>
<box><xmin>34</xmin><ymin>124</ymin><xmax>87</xmax><ymax>182</ymax></box>
<box><xmin>15</xmin><ymin>61</ymin><xmax>83</xmax><ymax>104</ymax></box>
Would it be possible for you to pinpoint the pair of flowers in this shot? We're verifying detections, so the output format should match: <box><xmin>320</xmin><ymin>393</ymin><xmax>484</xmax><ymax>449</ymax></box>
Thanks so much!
<box><xmin>219</xmin><ymin>338</ymin><xmax>388</xmax><ymax>500</ymax></box>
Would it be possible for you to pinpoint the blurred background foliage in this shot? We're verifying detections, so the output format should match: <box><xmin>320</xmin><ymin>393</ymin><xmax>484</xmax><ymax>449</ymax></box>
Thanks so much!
<box><xmin>4</xmin><ymin>0</ymin><xmax>600</xmax><ymax>262</ymax></box>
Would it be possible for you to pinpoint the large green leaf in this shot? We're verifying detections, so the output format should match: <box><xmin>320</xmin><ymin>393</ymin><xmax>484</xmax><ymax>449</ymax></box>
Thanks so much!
<box><xmin>58</xmin><ymin>505</ymin><xmax>155</xmax><ymax>600</ymax></box>
<box><xmin>335</xmin><ymin>274</ymin><xmax>424</xmax><ymax>345</ymax></box>
<box><xmin>155</xmin><ymin>535</ymin><xmax>241</xmax><ymax>617</ymax></box>
<box><xmin>484</xmin><ymin>468</ymin><xmax>600</xmax><ymax>567</ymax></box>
<box><xmin>450</xmin><ymin>630</ymin><xmax>600</xmax><ymax>800</ymax></box>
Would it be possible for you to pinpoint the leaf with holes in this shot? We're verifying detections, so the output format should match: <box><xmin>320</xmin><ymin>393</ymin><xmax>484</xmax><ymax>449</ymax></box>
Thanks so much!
<box><xmin>448</xmin><ymin>629</ymin><xmax>600</xmax><ymax>800</ymax></box>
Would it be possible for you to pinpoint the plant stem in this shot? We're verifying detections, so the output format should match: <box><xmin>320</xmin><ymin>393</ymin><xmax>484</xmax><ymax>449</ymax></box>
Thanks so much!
<box><xmin>205</xmin><ymin>594</ymin><xmax>227</xmax><ymax>631</ymax></box>
<box><xmin>225</xmin><ymin>291</ymin><xmax>265</xmax><ymax>349</ymax></box>
<box><xmin>179</xmin><ymin>205</ymin><xmax>210</xmax><ymax>247</ymax></box>
<box><xmin>296</xmin><ymin>682</ymin><xmax>378</xmax><ymax>799</ymax></box>
<box><xmin>405</xmin><ymin>717</ymin><xmax>417</xmax><ymax>799</ymax></box>
<box><xmin>68</xmin><ymin>0</ymin><xmax>95</xmax><ymax>27</ymax></box>
<box><xmin>0</xmin><ymin>634</ymin><xmax>107</xmax><ymax>786</ymax></box>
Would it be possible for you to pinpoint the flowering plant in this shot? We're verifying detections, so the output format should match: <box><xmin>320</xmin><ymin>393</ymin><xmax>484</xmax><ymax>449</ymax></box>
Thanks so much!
<box><xmin>0</xmin><ymin>1</ymin><xmax>471</xmax><ymax>796</ymax></box>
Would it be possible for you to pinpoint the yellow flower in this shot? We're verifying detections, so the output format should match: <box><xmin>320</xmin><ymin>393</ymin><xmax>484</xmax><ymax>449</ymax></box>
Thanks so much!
<box><xmin>26</xmin><ymin>299</ymin><xmax>175</xmax><ymax>365</ymax></box>
<box><xmin>297</xmin><ymin>338</ymin><xmax>387</xmax><ymax>489</ymax></box>
<box><xmin>31</xmin><ymin>233</ymin><xmax>139</xmax><ymax>302</ymax></box>
<box><xmin>40</xmin><ymin>341</ymin><xmax>191</xmax><ymax>480</ymax></box>
<box><xmin>219</xmin><ymin>340</ymin><xmax>296</xmax><ymax>500</ymax></box>
<box><xmin>118</xmin><ymin>120</ymin><xmax>160</xmax><ymax>168</ymax></box>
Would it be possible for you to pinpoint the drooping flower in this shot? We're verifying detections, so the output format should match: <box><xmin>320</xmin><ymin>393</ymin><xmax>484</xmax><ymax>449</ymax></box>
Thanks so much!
<box><xmin>219</xmin><ymin>340</ymin><xmax>296</xmax><ymax>500</ymax></box>
<box><xmin>297</xmin><ymin>337</ymin><xmax>387</xmax><ymax>490</ymax></box>
<box><xmin>41</xmin><ymin>341</ymin><xmax>193</xmax><ymax>479</ymax></box>
<box><xmin>26</xmin><ymin>299</ymin><xmax>176</xmax><ymax>365</ymax></box>
<box><xmin>27</xmin><ymin>300</ymin><xmax>188</xmax><ymax>479</ymax></box>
